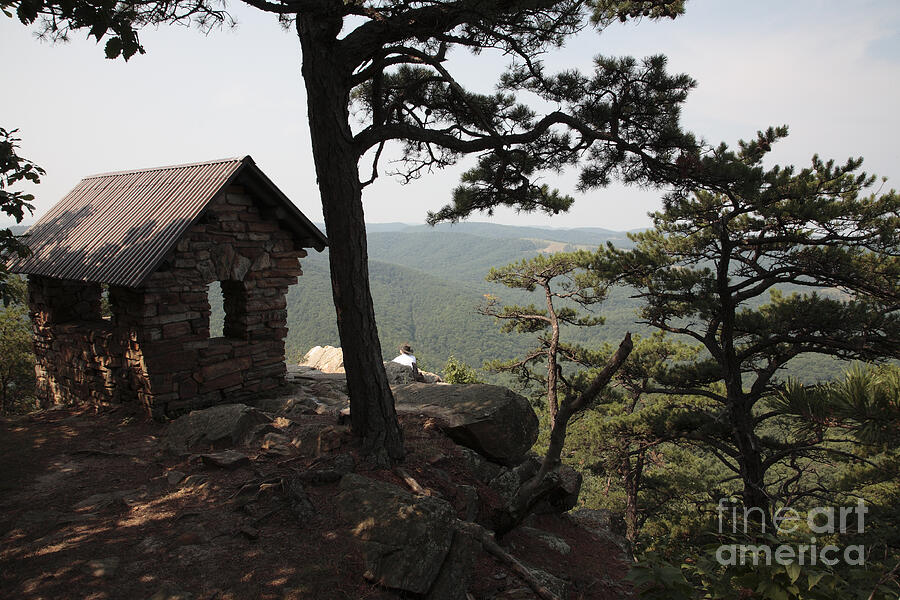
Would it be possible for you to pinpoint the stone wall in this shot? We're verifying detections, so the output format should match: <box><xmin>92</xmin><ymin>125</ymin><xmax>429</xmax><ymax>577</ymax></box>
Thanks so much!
<box><xmin>28</xmin><ymin>183</ymin><xmax>309</xmax><ymax>418</ymax></box>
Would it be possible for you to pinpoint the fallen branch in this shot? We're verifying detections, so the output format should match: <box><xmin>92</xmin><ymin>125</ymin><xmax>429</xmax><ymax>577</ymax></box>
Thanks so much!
<box><xmin>457</xmin><ymin>521</ymin><xmax>561</xmax><ymax>600</ymax></box>
<box><xmin>395</xmin><ymin>466</ymin><xmax>440</xmax><ymax>497</ymax></box>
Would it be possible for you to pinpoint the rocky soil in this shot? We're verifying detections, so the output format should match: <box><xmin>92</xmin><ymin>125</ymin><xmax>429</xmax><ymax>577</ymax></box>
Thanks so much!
<box><xmin>0</xmin><ymin>366</ymin><xmax>632</xmax><ymax>600</ymax></box>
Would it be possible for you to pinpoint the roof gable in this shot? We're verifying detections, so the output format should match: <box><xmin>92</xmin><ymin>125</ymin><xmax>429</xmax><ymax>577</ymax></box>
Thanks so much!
<box><xmin>7</xmin><ymin>156</ymin><xmax>327</xmax><ymax>287</ymax></box>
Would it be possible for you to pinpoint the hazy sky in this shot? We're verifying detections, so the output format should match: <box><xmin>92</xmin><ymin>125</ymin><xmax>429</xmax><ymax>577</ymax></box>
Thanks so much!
<box><xmin>2</xmin><ymin>0</ymin><xmax>899</xmax><ymax>231</ymax></box>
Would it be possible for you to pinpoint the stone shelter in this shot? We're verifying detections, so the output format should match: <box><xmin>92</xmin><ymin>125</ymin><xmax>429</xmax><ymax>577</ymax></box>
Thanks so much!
<box><xmin>7</xmin><ymin>156</ymin><xmax>327</xmax><ymax>419</ymax></box>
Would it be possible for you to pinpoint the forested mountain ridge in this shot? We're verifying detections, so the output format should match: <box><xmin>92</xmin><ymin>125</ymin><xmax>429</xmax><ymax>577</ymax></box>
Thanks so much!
<box><xmin>286</xmin><ymin>223</ymin><xmax>847</xmax><ymax>381</ymax></box>
<box><xmin>284</xmin><ymin>222</ymin><xmax>635</xmax><ymax>369</ymax></box>
<box><xmin>287</xmin><ymin>223</ymin><xmax>646</xmax><ymax>371</ymax></box>
<box><xmin>13</xmin><ymin>220</ymin><xmax>846</xmax><ymax>380</ymax></box>
<box><xmin>356</xmin><ymin>221</ymin><xmax>636</xmax><ymax>248</ymax></box>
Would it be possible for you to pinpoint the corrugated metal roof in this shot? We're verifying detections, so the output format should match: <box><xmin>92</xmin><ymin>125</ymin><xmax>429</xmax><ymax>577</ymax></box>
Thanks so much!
<box><xmin>6</xmin><ymin>156</ymin><xmax>327</xmax><ymax>288</ymax></box>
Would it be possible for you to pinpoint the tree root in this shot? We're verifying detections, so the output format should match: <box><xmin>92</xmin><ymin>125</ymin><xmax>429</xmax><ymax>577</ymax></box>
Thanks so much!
<box><xmin>457</xmin><ymin>521</ymin><xmax>562</xmax><ymax>600</ymax></box>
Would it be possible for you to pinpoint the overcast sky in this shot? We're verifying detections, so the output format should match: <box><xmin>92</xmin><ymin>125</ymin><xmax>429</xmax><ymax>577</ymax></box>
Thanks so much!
<box><xmin>2</xmin><ymin>0</ymin><xmax>899</xmax><ymax>232</ymax></box>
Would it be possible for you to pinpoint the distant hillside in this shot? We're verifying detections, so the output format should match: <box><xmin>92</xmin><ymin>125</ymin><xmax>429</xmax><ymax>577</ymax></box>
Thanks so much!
<box><xmin>284</xmin><ymin>251</ymin><xmax>535</xmax><ymax>371</ymax></box>
<box><xmin>286</xmin><ymin>224</ymin><xmax>849</xmax><ymax>383</ymax></box>
<box><xmin>366</xmin><ymin>231</ymin><xmax>543</xmax><ymax>283</ymax></box>
<box><xmin>404</xmin><ymin>222</ymin><xmax>636</xmax><ymax>248</ymax></box>
<box><xmin>9</xmin><ymin>217</ymin><xmax>839</xmax><ymax>384</ymax></box>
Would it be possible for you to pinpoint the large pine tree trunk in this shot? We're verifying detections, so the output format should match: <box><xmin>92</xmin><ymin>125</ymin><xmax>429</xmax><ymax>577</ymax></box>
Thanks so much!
<box><xmin>297</xmin><ymin>14</ymin><xmax>403</xmax><ymax>464</ymax></box>
<box><xmin>730</xmin><ymin>395</ymin><xmax>770</xmax><ymax>524</ymax></box>
<box><xmin>717</xmin><ymin>248</ymin><xmax>769</xmax><ymax>525</ymax></box>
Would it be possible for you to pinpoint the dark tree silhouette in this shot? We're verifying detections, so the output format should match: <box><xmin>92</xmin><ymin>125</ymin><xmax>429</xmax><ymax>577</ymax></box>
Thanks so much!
<box><xmin>602</xmin><ymin>126</ymin><xmax>900</xmax><ymax>518</ymax></box>
<box><xmin>6</xmin><ymin>0</ymin><xmax>696</xmax><ymax>462</ymax></box>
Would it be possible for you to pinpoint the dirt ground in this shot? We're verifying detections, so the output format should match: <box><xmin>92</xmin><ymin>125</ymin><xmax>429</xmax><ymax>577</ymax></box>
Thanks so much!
<box><xmin>0</xmin><ymin>405</ymin><xmax>631</xmax><ymax>600</ymax></box>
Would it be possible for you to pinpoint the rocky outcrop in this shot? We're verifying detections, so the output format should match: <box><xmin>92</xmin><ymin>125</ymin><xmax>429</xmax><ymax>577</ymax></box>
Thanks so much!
<box><xmin>298</xmin><ymin>345</ymin><xmax>345</xmax><ymax>373</ymax></box>
<box><xmin>488</xmin><ymin>454</ymin><xmax>583</xmax><ymax>516</ymax></box>
<box><xmin>383</xmin><ymin>361</ymin><xmax>419</xmax><ymax>386</ymax></box>
<box><xmin>335</xmin><ymin>473</ymin><xmax>478</xmax><ymax>600</ymax></box>
<box><xmin>299</xmin><ymin>346</ymin><xmax>443</xmax><ymax>383</ymax></box>
<box><xmin>393</xmin><ymin>383</ymin><xmax>539</xmax><ymax>464</ymax></box>
<box><xmin>382</xmin><ymin>361</ymin><xmax>443</xmax><ymax>385</ymax></box>
<box><xmin>163</xmin><ymin>404</ymin><xmax>271</xmax><ymax>452</ymax></box>
<box><xmin>569</xmin><ymin>509</ymin><xmax>631</xmax><ymax>558</ymax></box>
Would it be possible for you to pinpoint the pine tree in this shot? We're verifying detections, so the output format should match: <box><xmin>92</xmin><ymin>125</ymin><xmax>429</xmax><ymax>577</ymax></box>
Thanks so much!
<box><xmin>602</xmin><ymin>126</ymin><xmax>900</xmax><ymax>519</ymax></box>
<box><xmin>6</xmin><ymin>0</ymin><xmax>695</xmax><ymax>462</ymax></box>
<box><xmin>480</xmin><ymin>250</ymin><xmax>607</xmax><ymax>427</ymax></box>
<box><xmin>569</xmin><ymin>332</ymin><xmax>709</xmax><ymax>543</ymax></box>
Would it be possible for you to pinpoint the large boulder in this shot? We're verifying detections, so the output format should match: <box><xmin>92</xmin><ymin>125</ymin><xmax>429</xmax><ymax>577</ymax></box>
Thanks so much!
<box><xmin>163</xmin><ymin>404</ymin><xmax>272</xmax><ymax>452</ymax></box>
<box><xmin>383</xmin><ymin>361</ymin><xmax>418</xmax><ymax>385</ymax></box>
<box><xmin>383</xmin><ymin>361</ymin><xmax>445</xmax><ymax>385</ymax></box>
<box><xmin>335</xmin><ymin>474</ymin><xmax>478</xmax><ymax>599</ymax></box>
<box><xmin>495</xmin><ymin>455</ymin><xmax>581</xmax><ymax>512</ymax></box>
<box><xmin>393</xmin><ymin>383</ymin><xmax>538</xmax><ymax>464</ymax></box>
<box><xmin>298</xmin><ymin>345</ymin><xmax>345</xmax><ymax>373</ymax></box>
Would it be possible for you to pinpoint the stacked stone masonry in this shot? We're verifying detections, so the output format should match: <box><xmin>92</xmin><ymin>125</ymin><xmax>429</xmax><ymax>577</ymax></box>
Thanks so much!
<box><xmin>28</xmin><ymin>184</ymin><xmax>307</xmax><ymax>419</ymax></box>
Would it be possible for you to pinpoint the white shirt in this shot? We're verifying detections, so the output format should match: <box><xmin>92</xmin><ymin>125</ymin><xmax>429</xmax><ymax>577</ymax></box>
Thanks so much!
<box><xmin>392</xmin><ymin>353</ymin><xmax>417</xmax><ymax>368</ymax></box>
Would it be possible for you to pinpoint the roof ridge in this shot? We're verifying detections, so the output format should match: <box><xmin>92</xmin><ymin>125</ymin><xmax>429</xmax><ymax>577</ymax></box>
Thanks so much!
<box><xmin>82</xmin><ymin>156</ymin><xmax>250</xmax><ymax>180</ymax></box>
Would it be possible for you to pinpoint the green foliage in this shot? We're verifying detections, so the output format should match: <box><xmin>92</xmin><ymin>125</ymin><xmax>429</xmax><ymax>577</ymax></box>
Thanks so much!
<box><xmin>602</xmin><ymin>127</ymin><xmax>900</xmax><ymax>511</ymax></box>
<box><xmin>479</xmin><ymin>249</ymin><xmax>613</xmax><ymax>429</ymax></box>
<box><xmin>628</xmin><ymin>533</ymin><xmax>899</xmax><ymax>600</ymax></box>
<box><xmin>441</xmin><ymin>355</ymin><xmax>482</xmax><ymax>384</ymax></box>
<box><xmin>0</xmin><ymin>276</ymin><xmax>36</xmax><ymax>414</ymax></box>
<box><xmin>429</xmin><ymin>52</ymin><xmax>698</xmax><ymax>224</ymax></box>
<box><xmin>1</xmin><ymin>0</ymin><xmax>231</xmax><ymax>60</ymax></box>
<box><xmin>1</xmin><ymin>127</ymin><xmax>42</xmax><ymax>302</ymax></box>
<box><xmin>773</xmin><ymin>364</ymin><xmax>900</xmax><ymax>449</ymax></box>
<box><xmin>620</xmin><ymin>362</ymin><xmax>900</xmax><ymax>599</ymax></box>
<box><xmin>566</xmin><ymin>333</ymin><xmax>731</xmax><ymax>543</ymax></box>
<box><xmin>591</xmin><ymin>0</ymin><xmax>685</xmax><ymax>25</ymax></box>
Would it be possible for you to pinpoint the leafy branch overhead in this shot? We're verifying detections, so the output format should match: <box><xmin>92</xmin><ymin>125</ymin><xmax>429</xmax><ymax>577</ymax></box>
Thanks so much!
<box><xmin>7</xmin><ymin>0</ymin><xmax>698</xmax><ymax>213</ymax></box>
<box><xmin>0</xmin><ymin>128</ymin><xmax>42</xmax><ymax>300</ymax></box>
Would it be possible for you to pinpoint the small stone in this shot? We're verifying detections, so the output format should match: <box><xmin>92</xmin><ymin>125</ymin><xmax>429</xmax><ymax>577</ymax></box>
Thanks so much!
<box><xmin>149</xmin><ymin>583</ymin><xmax>194</xmax><ymax>600</ymax></box>
<box><xmin>290</xmin><ymin>424</ymin><xmax>324</xmax><ymax>457</ymax></box>
<box><xmin>138</xmin><ymin>536</ymin><xmax>166</xmax><ymax>554</ymax></box>
<box><xmin>317</xmin><ymin>425</ymin><xmax>351</xmax><ymax>455</ymax></box>
<box><xmin>261</xmin><ymin>432</ymin><xmax>293</xmax><ymax>456</ymax></box>
<box><xmin>86</xmin><ymin>557</ymin><xmax>120</xmax><ymax>578</ymax></box>
<box><xmin>245</xmin><ymin>422</ymin><xmax>281</xmax><ymax>443</ymax></box>
<box><xmin>200</xmin><ymin>450</ymin><xmax>250</xmax><ymax>469</ymax></box>
<box><xmin>167</xmin><ymin>470</ymin><xmax>186</xmax><ymax>485</ymax></box>
<box><xmin>264</xmin><ymin>444</ymin><xmax>294</xmax><ymax>457</ymax></box>
<box><xmin>314</xmin><ymin>404</ymin><xmax>337</xmax><ymax>416</ymax></box>
<box><xmin>519</xmin><ymin>526</ymin><xmax>571</xmax><ymax>555</ymax></box>
<box><xmin>282</xmin><ymin>476</ymin><xmax>315</xmax><ymax>522</ymax></box>
<box><xmin>73</xmin><ymin>489</ymin><xmax>143</xmax><ymax>512</ymax></box>
<box><xmin>239</xmin><ymin>525</ymin><xmax>259</xmax><ymax>540</ymax></box>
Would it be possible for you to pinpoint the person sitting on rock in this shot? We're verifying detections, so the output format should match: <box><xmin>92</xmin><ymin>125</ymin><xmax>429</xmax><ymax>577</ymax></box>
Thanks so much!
<box><xmin>392</xmin><ymin>343</ymin><xmax>420</xmax><ymax>379</ymax></box>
